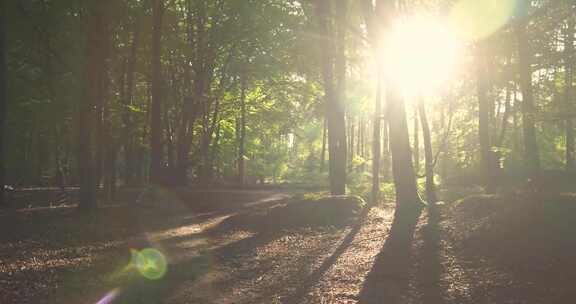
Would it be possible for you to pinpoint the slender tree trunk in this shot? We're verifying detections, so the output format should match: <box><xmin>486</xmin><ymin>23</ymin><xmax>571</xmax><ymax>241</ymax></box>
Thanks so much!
<box><xmin>95</xmin><ymin>37</ymin><xmax>110</xmax><ymax>191</ymax></box>
<box><xmin>95</xmin><ymin>100</ymin><xmax>104</xmax><ymax>189</ymax></box>
<box><xmin>199</xmin><ymin>121</ymin><xmax>211</xmax><ymax>184</ymax></box>
<box><xmin>123</xmin><ymin>16</ymin><xmax>139</xmax><ymax>185</ymax></box>
<box><xmin>150</xmin><ymin>0</ymin><xmax>164</xmax><ymax>184</ymax></box>
<box><xmin>333</xmin><ymin>0</ymin><xmax>348</xmax><ymax>194</ymax></box>
<box><xmin>238</xmin><ymin>75</ymin><xmax>247</xmax><ymax>186</ymax></box>
<box><xmin>497</xmin><ymin>81</ymin><xmax>512</xmax><ymax>147</ymax></box>
<box><xmin>210</xmin><ymin>121</ymin><xmax>222</xmax><ymax>182</ymax></box>
<box><xmin>175</xmin><ymin>95</ymin><xmax>195</xmax><ymax>184</ymax></box>
<box><xmin>102</xmin><ymin>62</ymin><xmax>115</xmax><ymax>201</ymax></box>
<box><xmin>349</xmin><ymin>116</ymin><xmax>355</xmax><ymax>168</ymax></box>
<box><xmin>382</xmin><ymin>120</ymin><xmax>390</xmax><ymax>181</ymax></box>
<box><xmin>175</xmin><ymin>1</ymin><xmax>195</xmax><ymax>184</ymax></box>
<box><xmin>320</xmin><ymin>117</ymin><xmax>327</xmax><ymax>170</ymax></box>
<box><xmin>477</xmin><ymin>43</ymin><xmax>495</xmax><ymax>193</ymax></box>
<box><xmin>78</xmin><ymin>1</ymin><xmax>109</xmax><ymax>211</ymax></box>
<box><xmin>360</xmin><ymin>120</ymin><xmax>364</xmax><ymax>167</ymax></box>
<box><xmin>418</xmin><ymin>97</ymin><xmax>437</xmax><ymax>204</ymax></box>
<box><xmin>36</xmin><ymin>131</ymin><xmax>49</xmax><ymax>185</ymax></box>
<box><xmin>0</xmin><ymin>8</ymin><xmax>5</xmax><ymax>207</ymax></box>
<box><xmin>413</xmin><ymin>107</ymin><xmax>420</xmax><ymax>173</ymax></box>
<box><xmin>516</xmin><ymin>22</ymin><xmax>540</xmax><ymax>174</ymax></box>
<box><xmin>357</xmin><ymin>117</ymin><xmax>363</xmax><ymax>156</ymax></box>
<box><xmin>317</xmin><ymin>0</ymin><xmax>347</xmax><ymax>195</ymax></box>
<box><xmin>565</xmin><ymin>19</ymin><xmax>574</xmax><ymax>170</ymax></box>
<box><xmin>164</xmin><ymin>109</ymin><xmax>175</xmax><ymax>173</ymax></box>
<box><xmin>200</xmin><ymin>67</ymin><xmax>227</xmax><ymax>184</ymax></box>
<box><xmin>103</xmin><ymin>142</ymin><xmax>117</xmax><ymax>201</ymax></box>
<box><xmin>371</xmin><ymin>78</ymin><xmax>382</xmax><ymax>204</ymax></box>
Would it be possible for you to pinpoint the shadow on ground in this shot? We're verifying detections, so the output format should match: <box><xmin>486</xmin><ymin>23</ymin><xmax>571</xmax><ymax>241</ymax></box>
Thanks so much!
<box><xmin>415</xmin><ymin>207</ymin><xmax>444</xmax><ymax>304</ymax></box>
<box><xmin>357</xmin><ymin>204</ymin><xmax>426</xmax><ymax>304</ymax></box>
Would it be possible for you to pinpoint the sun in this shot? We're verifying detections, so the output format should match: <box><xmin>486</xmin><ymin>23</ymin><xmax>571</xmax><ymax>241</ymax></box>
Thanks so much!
<box><xmin>380</xmin><ymin>15</ymin><xmax>464</xmax><ymax>95</ymax></box>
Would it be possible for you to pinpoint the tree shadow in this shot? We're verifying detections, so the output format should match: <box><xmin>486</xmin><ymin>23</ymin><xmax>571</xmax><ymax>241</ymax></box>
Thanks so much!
<box><xmin>282</xmin><ymin>206</ymin><xmax>372</xmax><ymax>304</ymax></box>
<box><xmin>357</xmin><ymin>204</ymin><xmax>422</xmax><ymax>304</ymax></box>
<box><xmin>416</xmin><ymin>207</ymin><xmax>445</xmax><ymax>304</ymax></box>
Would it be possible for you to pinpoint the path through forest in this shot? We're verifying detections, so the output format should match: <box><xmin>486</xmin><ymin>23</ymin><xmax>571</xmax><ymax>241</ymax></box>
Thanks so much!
<box><xmin>1</xmin><ymin>190</ymin><xmax>573</xmax><ymax>303</ymax></box>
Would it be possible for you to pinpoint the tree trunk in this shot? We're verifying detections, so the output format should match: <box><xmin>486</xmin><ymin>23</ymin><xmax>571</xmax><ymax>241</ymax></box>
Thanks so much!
<box><xmin>357</xmin><ymin>117</ymin><xmax>363</xmax><ymax>156</ymax></box>
<box><xmin>210</xmin><ymin>121</ymin><xmax>222</xmax><ymax>182</ymax></box>
<box><xmin>476</xmin><ymin>42</ymin><xmax>495</xmax><ymax>193</ymax></box>
<box><xmin>149</xmin><ymin>0</ymin><xmax>164</xmax><ymax>184</ymax></box>
<box><xmin>123</xmin><ymin>16</ymin><xmax>139</xmax><ymax>185</ymax></box>
<box><xmin>78</xmin><ymin>1</ymin><xmax>109</xmax><ymax>211</ymax></box>
<box><xmin>320</xmin><ymin>117</ymin><xmax>327</xmax><ymax>170</ymax></box>
<box><xmin>164</xmin><ymin>108</ymin><xmax>175</xmax><ymax>173</ymax></box>
<box><xmin>0</xmin><ymin>9</ymin><xmax>5</xmax><ymax>207</ymax></box>
<box><xmin>382</xmin><ymin>120</ymin><xmax>391</xmax><ymax>181</ymax></box>
<box><xmin>413</xmin><ymin>107</ymin><xmax>420</xmax><ymax>173</ymax></box>
<box><xmin>497</xmin><ymin>80</ymin><xmax>513</xmax><ymax>147</ymax></box>
<box><xmin>238</xmin><ymin>75</ymin><xmax>247</xmax><ymax>186</ymax></box>
<box><xmin>333</xmin><ymin>0</ymin><xmax>348</xmax><ymax>194</ymax></box>
<box><xmin>387</xmin><ymin>87</ymin><xmax>422</xmax><ymax>209</ymax></box>
<box><xmin>200</xmin><ymin>71</ymin><xmax>225</xmax><ymax>184</ymax></box>
<box><xmin>102</xmin><ymin>63</ymin><xmax>115</xmax><ymax>201</ymax></box>
<box><xmin>418</xmin><ymin>97</ymin><xmax>437</xmax><ymax>204</ymax></box>
<box><xmin>95</xmin><ymin>36</ymin><xmax>110</xmax><ymax>191</ymax></box>
<box><xmin>565</xmin><ymin>19</ymin><xmax>574</xmax><ymax>170</ymax></box>
<box><xmin>349</xmin><ymin>116</ymin><xmax>355</xmax><ymax>169</ymax></box>
<box><xmin>317</xmin><ymin>0</ymin><xmax>347</xmax><ymax>195</ymax></box>
<box><xmin>371</xmin><ymin>78</ymin><xmax>382</xmax><ymax>204</ymax></box>
<box><xmin>103</xmin><ymin>142</ymin><xmax>117</xmax><ymax>201</ymax></box>
<box><xmin>516</xmin><ymin>22</ymin><xmax>540</xmax><ymax>174</ymax></box>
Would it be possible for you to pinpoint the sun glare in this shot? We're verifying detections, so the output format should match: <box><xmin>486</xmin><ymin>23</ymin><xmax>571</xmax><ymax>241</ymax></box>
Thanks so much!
<box><xmin>381</xmin><ymin>15</ymin><xmax>464</xmax><ymax>94</ymax></box>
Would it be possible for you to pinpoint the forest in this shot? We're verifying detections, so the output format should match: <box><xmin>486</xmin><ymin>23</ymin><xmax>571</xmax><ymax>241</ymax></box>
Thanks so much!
<box><xmin>1</xmin><ymin>0</ymin><xmax>575</xmax><ymax>303</ymax></box>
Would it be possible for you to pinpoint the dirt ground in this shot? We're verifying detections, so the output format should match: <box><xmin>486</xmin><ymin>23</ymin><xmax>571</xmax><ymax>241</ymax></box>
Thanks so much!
<box><xmin>1</xmin><ymin>188</ymin><xmax>575</xmax><ymax>304</ymax></box>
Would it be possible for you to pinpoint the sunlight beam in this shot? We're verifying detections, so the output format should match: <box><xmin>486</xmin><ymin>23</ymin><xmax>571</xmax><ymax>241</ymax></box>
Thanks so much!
<box><xmin>380</xmin><ymin>15</ymin><xmax>464</xmax><ymax>95</ymax></box>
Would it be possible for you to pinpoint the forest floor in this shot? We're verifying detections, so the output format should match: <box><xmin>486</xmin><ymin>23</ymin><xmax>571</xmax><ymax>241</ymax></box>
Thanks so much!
<box><xmin>1</xmin><ymin>188</ymin><xmax>576</xmax><ymax>304</ymax></box>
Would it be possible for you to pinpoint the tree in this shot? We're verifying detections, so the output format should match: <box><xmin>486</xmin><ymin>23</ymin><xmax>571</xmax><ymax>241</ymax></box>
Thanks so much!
<box><xmin>516</xmin><ymin>19</ymin><xmax>540</xmax><ymax>174</ymax></box>
<box><xmin>317</xmin><ymin>0</ymin><xmax>347</xmax><ymax>196</ymax></box>
<box><xmin>378</xmin><ymin>0</ymin><xmax>423</xmax><ymax>214</ymax></box>
<box><xmin>565</xmin><ymin>18</ymin><xmax>574</xmax><ymax>170</ymax></box>
<box><xmin>333</xmin><ymin>0</ymin><xmax>349</xmax><ymax>195</ymax></box>
<box><xmin>418</xmin><ymin>97</ymin><xmax>437</xmax><ymax>204</ymax></box>
<box><xmin>387</xmin><ymin>86</ymin><xmax>422</xmax><ymax>213</ymax></box>
<box><xmin>77</xmin><ymin>1</ymin><xmax>111</xmax><ymax>211</ymax></box>
<box><xmin>371</xmin><ymin>80</ymin><xmax>382</xmax><ymax>203</ymax></box>
<box><xmin>238</xmin><ymin>73</ymin><xmax>247</xmax><ymax>186</ymax></box>
<box><xmin>361</xmin><ymin>0</ymin><xmax>382</xmax><ymax>204</ymax></box>
<box><xmin>476</xmin><ymin>42</ymin><xmax>496</xmax><ymax>193</ymax></box>
<box><xmin>122</xmin><ymin>11</ymin><xmax>140</xmax><ymax>185</ymax></box>
<box><xmin>149</xmin><ymin>0</ymin><xmax>164</xmax><ymax>185</ymax></box>
<box><xmin>0</xmin><ymin>4</ymin><xmax>5</xmax><ymax>207</ymax></box>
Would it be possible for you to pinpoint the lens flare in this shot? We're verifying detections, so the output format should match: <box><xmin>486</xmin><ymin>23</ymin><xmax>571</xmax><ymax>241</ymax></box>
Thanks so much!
<box><xmin>130</xmin><ymin>248</ymin><xmax>168</xmax><ymax>280</ymax></box>
<box><xmin>449</xmin><ymin>0</ymin><xmax>517</xmax><ymax>41</ymax></box>
<box><xmin>96</xmin><ymin>288</ymin><xmax>120</xmax><ymax>304</ymax></box>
